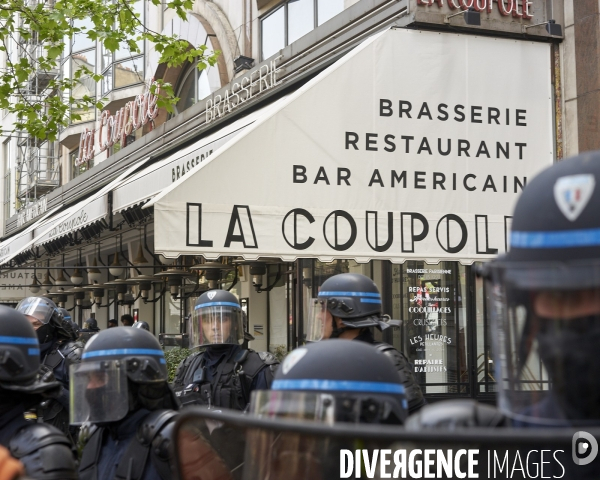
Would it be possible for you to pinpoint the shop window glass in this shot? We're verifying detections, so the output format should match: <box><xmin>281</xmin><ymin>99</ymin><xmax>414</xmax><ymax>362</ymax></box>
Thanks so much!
<box><xmin>288</xmin><ymin>0</ymin><xmax>314</xmax><ymax>44</ymax></box>
<box><xmin>318</xmin><ymin>0</ymin><xmax>344</xmax><ymax>25</ymax></box>
<box><xmin>261</xmin><ymin>6</ymin><xmax>285</xmax><ymax>60</ymax></box>
<box><xmin>391</xmin><ymin>261</ymin><xmax>469</xmax><ymax>394</ymax></box>
<box><xmin>114</xmin><ymin>57</ymin><xmax>144</xmax><ymax>89</ymax></box>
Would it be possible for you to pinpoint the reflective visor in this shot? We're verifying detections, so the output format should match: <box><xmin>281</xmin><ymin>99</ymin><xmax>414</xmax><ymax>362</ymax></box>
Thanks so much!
<box><xmin>486</xmin><ymin>262</ymin><xmax>600</xmax><ymax>425</ymax></box>
<box><xmin>189</xmin><ymin>303</ymin><xmax>243</xmax><ymax>348</ymax></box>
<box><xmin>305</xmin><ymin>298</ymin><xmax>328</xmax><ymax>342</ymax></box>
<box><xmin>251</xmin><ymin>390</ymin><xmax>336</xmax><ymax>424</ymax></box>
<box><xmin>70</xmin><ymin>360</ymin><xmax>129</xmax><ymax>425</ymax></box>
<box><xmin>16</xmin><ymin>297</ymin><xmax>55</xmax><ymax>324</ymax></box>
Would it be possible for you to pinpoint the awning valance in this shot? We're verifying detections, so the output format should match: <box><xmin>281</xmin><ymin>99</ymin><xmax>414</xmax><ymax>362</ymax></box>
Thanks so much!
<box><xmin>147</xmin><ymin>28</ymin><xmax>554</xmax><ymax>264</ymax></box>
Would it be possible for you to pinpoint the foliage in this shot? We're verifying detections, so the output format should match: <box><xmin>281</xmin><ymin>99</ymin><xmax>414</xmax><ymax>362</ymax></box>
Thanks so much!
<box><xmin>270</xmin><ymin>344</ymin><xmax>288</xmax><ymax>363</ymax></box>
<box><xmin>0</xmin><ymin>0</ymin><xmax>220</xmax><ymax>141</ymax></box>
<box><xmin>163</xmin><ymin>346</ymin><xmax>190</xmax><ymax>382</ymax></box>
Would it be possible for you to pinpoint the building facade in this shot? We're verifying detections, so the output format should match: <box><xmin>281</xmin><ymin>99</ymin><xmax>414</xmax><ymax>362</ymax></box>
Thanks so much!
<box><xmin>0</xmin><ymin>0</ymin><xmax>583</xmax><ymax>403</ymax></box>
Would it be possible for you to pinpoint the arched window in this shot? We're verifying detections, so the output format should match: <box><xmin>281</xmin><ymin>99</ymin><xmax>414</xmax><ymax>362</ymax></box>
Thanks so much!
<box><xmin>174</xmin><ymin>59</ymin><xmax>213</xmax><ymax>115</ymax></box>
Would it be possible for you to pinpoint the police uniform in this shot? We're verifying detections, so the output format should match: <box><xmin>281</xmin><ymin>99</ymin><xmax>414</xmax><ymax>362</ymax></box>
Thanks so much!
<box><xmin>0</xmin><ymin>305</ymin><xmax>78</xmax><ymax>479</ymax></box>
<box><xmin>73</xmin><ymin>327</ymin><xmax>179</xmax><ymax>480</ymax></box>
<box><xmin>16</xmin><ymin>298</ymin><xmax>83</xmax><ymax>439</ymax></box>
<box><xmin>172</xmin><ymin>290</ymin><xmax>278</xmax><ymax>410</ymax></box>
<box><xmin>306</xmin><ymin>272</ymin><xmax>426</xmax><ymax>414</ymax></box>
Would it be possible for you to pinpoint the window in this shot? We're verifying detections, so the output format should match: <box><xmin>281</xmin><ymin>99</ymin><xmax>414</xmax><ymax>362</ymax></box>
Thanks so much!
<box><xmin>70</xmin><ymin>148</ymin><xmax>93</xmax><ymax>179</ymax></box>
<box><xmin>261</xmin><ymin>0</ymin><xmax>345</xmax><ymax>60</ymax></box>
<box><xmin>391</xmin><ymin>261</ymin><xmax>469</xmax><ymax>394</ymax></box>
<box><xmin>100</xmin><ymin>0</ymin><xmax>144</xmax><ymax>94</ymax></box>
<box><xmin>173</xmin><ymin>58</ymin><xmax>214</xmax><ymax>115</ymax></box>
<box><xmin>71</xmin><ymin>50</ymin><xmax>96</xmax><ymax>124</ymax></box>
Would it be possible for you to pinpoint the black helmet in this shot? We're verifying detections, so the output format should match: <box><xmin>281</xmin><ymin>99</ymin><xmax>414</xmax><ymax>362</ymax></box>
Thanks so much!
<box><xmin>189</xmin><ymin>290</ymin><xmax>243</xmax><ymax>348</ymax></box>
<box><xmin>70</xmin><ymin>327</ymin><xmax>174</xmax><ymax>425</ymax></box>
<box><xmin>16</xmin><ymin>297</ymin><xmax>72</xmax><ymax>343</ymax></box>
<box><xmin>483</xmin><ymin>151</ymin><xmax>600</xmax><ymax>425</ymax></box>
<box><xmin>0</xmin><ymin>306</ymin><xmax>60</xmax><ymax>395</ymax></box>
<box><xmin>133</xmin><ymin>321</ymin><xmax>150</xmax><ymax>331</ymax></box>
<box><xmin>306</xmin><ymin>273</ymin><xmax>400</xmax><ymax>340</ymax></box>
<box><xmin>83</xmin><ymin>318</ymin><xmax>99</xmax><ymax>331</ymax></box>
<box><xmin>251</xmin><ymin>340</ymin><xmax>408</xmax><ymax>425</ymax></box>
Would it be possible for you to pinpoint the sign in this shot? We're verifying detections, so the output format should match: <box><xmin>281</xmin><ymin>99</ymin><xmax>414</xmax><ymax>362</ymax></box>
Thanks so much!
<box><xmin>0</xmin><ymin>270</ymin><xmax>37</xmax><ymax>302</ymax></box>
<box><xmin>410</xmin><ymin>0</ymin><xmax>557</xmax><ymax>36</ymax></box>
<box><xmin>151</xmin><ymin>29</ymin><xmax>554</xmax><ymax>264</ymax></box>
<box><xmin>416</xmin><ymin>0</ymin><xmax>533</xmax><ymax>18</ymax></box>
<box><xmin>17</xmin><ymin>196</ymin><xmax>48</xmax><ymax>227</ymax></box>
<box><xmin>76</xmin><ymin>81</ymin><xmax>160</xmax><ymax>165</ymax></box>
<box><xmin>205</xmin><ymin>56</ymin><xmax>282</xmax><ymax>124</ymax></box>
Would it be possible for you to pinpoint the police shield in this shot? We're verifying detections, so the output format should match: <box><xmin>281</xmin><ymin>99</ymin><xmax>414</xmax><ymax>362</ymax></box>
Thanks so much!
<box><xmin>173</xmin><ymin>408</ymin><xmax>600</xmax><ymax>480</ymax></box>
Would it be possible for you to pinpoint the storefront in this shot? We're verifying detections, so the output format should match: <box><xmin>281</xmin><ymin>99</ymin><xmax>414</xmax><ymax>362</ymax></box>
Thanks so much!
<box><xmin>0</xmin><ymin>0</ymin><xmax>561</xmax><ymax>403</ymax></box>
<box><xmin>143</xmin><ymin>28</ymin><xmax>554</xmax><ymax>401</ymax></box>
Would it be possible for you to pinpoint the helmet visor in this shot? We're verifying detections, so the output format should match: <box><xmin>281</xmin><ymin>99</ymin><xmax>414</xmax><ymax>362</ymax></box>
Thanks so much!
<box><xmin>16</xmin><ymin>297</ymin><xmax>55</xmax><ymax>325</ymax></box>
<box><xmin>70</xmin><ymin>360</ymin><xmax>129</xmax><ymax>425</ymax></box>
<box><xmin>486</xmin><ymin>261</ymin><xmax>600</xmax><ymax>425</ymax></box>
<box><xmin>251</xmin><ymin>390</ymin><xmax>335</xmax><ymax>424</ymax></box>
<box><xmin>190</xmin><ymin>304</ymin><xmax>243</xmax><ymax>348</ymax></box>
<box><xmin>305</xmin><ymin>298</ymin><xmax>328</xmax><ymax>342</ymax></box>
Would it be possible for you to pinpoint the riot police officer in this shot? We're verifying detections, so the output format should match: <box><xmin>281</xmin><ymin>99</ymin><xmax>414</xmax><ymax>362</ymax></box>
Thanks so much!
<box><xmin>481</xmin><ymin>151</ymin><xmax>600</xmax><ymax>426</ymax></box>
<box><xmin>79</xmin><ymin>317</ymin><xmax>100</xmax><ymax>342</ymax></box>
<box><xmin>133</xmin><ymin>321</ymin><xmax>150</xmax><ymax>331</ymax></box>
<box><xmin>0</xmin><ymin>305</ymin><xmax>78</xmax><ymax>479</ymax></box>
<box><xmin>172</xmin><ymin>290</ymin><xmax>278</xmax><ymax>410</ymax></box>
<box><xmin>73</xmin><ymin>326</ymin><xmax>179</xmax><ymax>480</ymax></box>
<box><xmin>306</xmin><ymin>273</ymin><xmax>426</xmax><ymax>413</ymax></box>
<box><xmin>15</xmin><ymin>297</ymin><xmax>82</xmax><ymax>439</ymax></box>
<box><xmin>252</xmin><ymin>339</ymin><xmax>408</xmax><ymax>425</ymax></box>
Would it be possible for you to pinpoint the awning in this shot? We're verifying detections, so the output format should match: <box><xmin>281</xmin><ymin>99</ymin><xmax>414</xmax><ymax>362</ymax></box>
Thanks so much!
<box><xmin>1</xmin><ymin>158</ymin><xmax>150</xmax><ymax>265</ymax></box>
<box><xmin>0</xmin><ymin>206</ymin><xmax>63</xmax><ymax>264</ymax></box>
<box><xmin>147</xmin><ymin>28</ymin><xmax>554</xmax><ymax>264</ymax></box>
<box><xmin>112</xmin><ymin>98</ymin><xmax>288</xmax><ymax>214</ymax></box>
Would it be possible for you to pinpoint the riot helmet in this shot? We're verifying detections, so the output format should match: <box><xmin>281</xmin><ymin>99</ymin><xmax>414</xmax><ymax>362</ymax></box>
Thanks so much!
<box><xmin>189</xmin><ymin>290</ymin><xmax>243</xmax><ymax>348</ymax></box>
<box><xmin>133</xmin><ymin>321</ymin><xmax>150</xmax><ymax>331</ymax></box>
<box><xmin>0</xmin><ymin>306</ymin><xmax>60</xmax><ymax>396</ymax></box>
<box><xmin>16</xmin><ymin>297</ymin><xmax>71</xmax><ymax>343</ymax></box>
<box><xmin>482</xmin><ymin>151</ymin><xmax>600</xmax><ymax>425</ymax></box>
<box><xmin>70</xmin><ymin>326</ymin><xmax>175</xmax><ymax>425</ymax></box>
<box><xmin>306</xmin><ymin>273</ymin><xmax>400</xmax><ymax>341</ymax></box>
<box><xmin>251</xmin><ymin>340</ymin><xmax>408</xmax><ymax>425</ymax></box>
<box><xmin>83</xmin><ymin>317</ymin><xmax>99</xmax><ymax>331</ymax></box>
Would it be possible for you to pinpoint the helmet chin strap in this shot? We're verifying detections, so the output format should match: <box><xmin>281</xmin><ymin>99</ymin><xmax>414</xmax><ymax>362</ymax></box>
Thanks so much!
<box><xmin>329</xmin><ymin>317</ymin><xmax>352</xmax><ymax>339</ymax></box>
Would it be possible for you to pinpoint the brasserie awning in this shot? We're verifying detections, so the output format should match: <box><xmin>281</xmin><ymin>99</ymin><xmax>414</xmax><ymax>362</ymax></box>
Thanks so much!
<box><xmin>147</xmin><ymin>28</ymin><xmax>554</xmax><ymax>264</ymax></box>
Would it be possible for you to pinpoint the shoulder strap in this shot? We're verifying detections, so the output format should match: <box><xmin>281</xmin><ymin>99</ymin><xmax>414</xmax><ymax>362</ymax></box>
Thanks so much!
<box><xmin>240</xmin><ymin>351</ymin><xmax>275</xmax><ymax>379</ymax></box>
<box><xmin>173</xmin><ymin>351</ymin><xmax>204</xmax><ymax>387</ymax></box>
<box><xmin>115</xmin><ymin>410</ymin><xmax>178</xmax><ymax>480</ymax></box>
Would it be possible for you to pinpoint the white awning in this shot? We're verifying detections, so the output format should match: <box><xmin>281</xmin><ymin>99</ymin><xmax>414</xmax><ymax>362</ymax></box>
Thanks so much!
<box><xmin>112</xmin><ymin>99</ymin><xmax>288</xmax><ymax>214</ymax></box>
<box><xmin>0</xmin><ymin>206</ymin><xmax>63</xmax><ymax>264</ymax></box>
<box><xmin>147</xmin><ymin>29</ymin><xmax>554</xmax><ymax>264</ymax></box>
<box><xmin>1</xmin><ymin>158</ymin><xmax>150</xmax><ymax>265</ymax></box>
